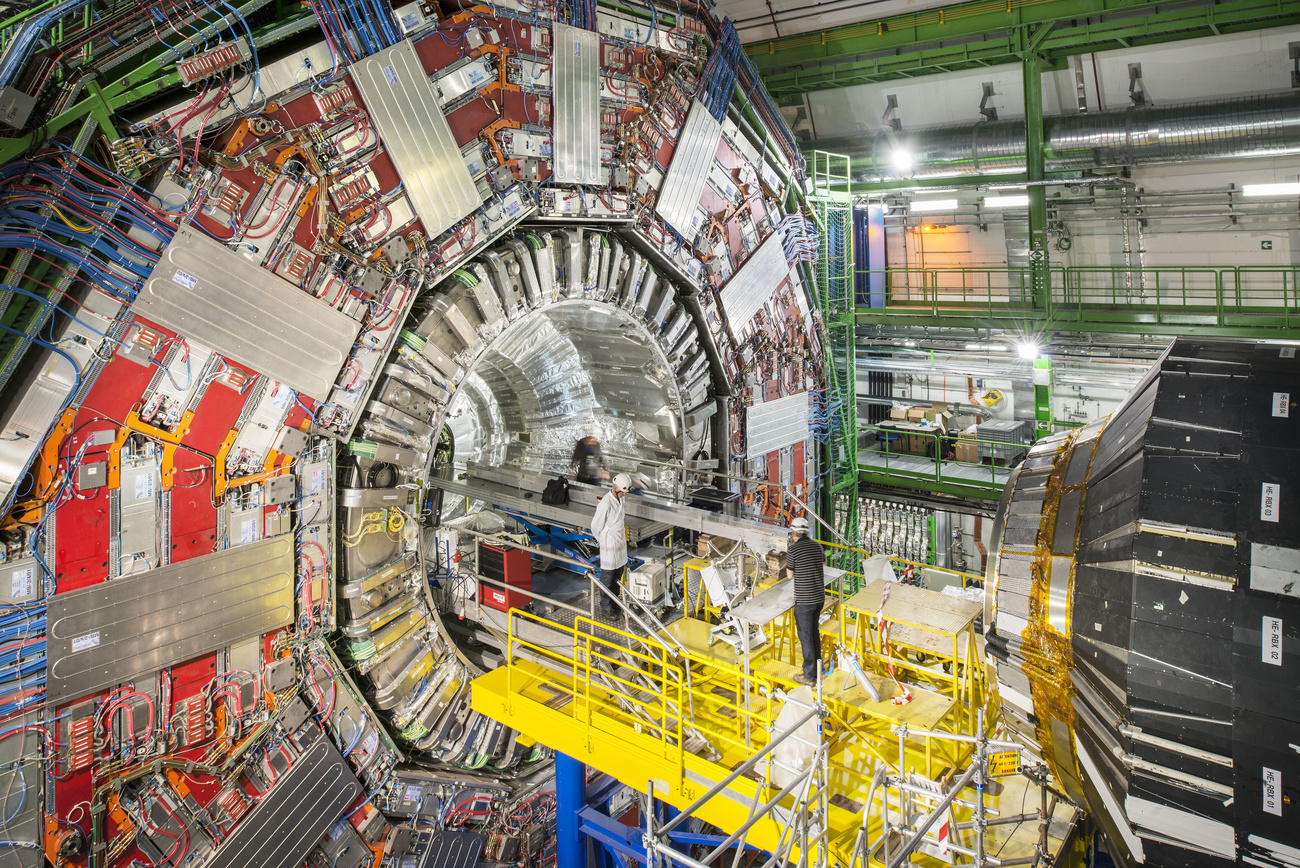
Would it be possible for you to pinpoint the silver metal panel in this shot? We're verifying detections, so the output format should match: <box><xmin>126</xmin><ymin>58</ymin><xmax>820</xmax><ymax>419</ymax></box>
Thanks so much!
<box><xmin>0</xmin><ymin>712</ymin><xmax>42</xmax><ymax>866</ymax></box>
<box><xmin>746</xmin><ymin>392</ymin><xmax>810</xmax><ymax>457</ymax></box>
<box><xmin>719</xmin><ymin>232</ymin><xmax>790</xmax><ymax>333</ymax></box>
<box><xmin>136</xmin><ymin>225</ymin><xmax>360</xmax><ymax>400</ymax></box>
<box><xmin>47</xmin><ymin>537</ymin><xmax>294</xmax><ymax>703</ymax></box>
<box><xmin>552</xmin><ymin>23</ymin><xmax>602</xmax><ymax>184</ymax></box>
<box><xmin>1250</xmin><ymin>542</ymin><xmax>1300</xmax><ymax>598</ymax></box>
<box><xmin>352</xmin><ymin>40</ymin><xmax>481</xmax><ymax>238</ymax></box>
<box><xmin>206</xmin><ymin>728</ymin><xmax>362</xmax><ymax>868</ymax></box>
<box><xmin>655</xmin><ymin>100</ymin><xmax>723</xmax><ymax>235</ymax></box>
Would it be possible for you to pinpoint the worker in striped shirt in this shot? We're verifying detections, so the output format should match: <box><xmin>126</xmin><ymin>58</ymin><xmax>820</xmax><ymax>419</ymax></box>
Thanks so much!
<box><xmin>786</xmin><ymin>516</ymin><xmax>826</xmax><ymax>685</ymax></box>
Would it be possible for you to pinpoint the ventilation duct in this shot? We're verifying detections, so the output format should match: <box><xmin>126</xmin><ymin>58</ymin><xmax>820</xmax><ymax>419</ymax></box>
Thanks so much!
<box><xmin>814</xmin><ymin>91</ymin><xmax>1300</xmax><ymax>181</ymax></box>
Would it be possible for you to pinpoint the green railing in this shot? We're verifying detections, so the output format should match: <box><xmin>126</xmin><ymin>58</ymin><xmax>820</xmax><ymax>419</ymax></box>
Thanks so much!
<box><xmin>856</xmin><ymin>424</ymin><xmax>1011</xmax><ymax>494</ymax></box>
<box><xmin>857</xmin><ymin>266</ymin><xmax>1300</xmax><ymax>330</ymax></box>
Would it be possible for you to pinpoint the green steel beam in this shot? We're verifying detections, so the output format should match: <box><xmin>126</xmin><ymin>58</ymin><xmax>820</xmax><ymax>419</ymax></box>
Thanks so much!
<box><xmin>746</xmin><ymin>0</ymin><xmax>1162</xmax><ymax>72</ymax></box>
<box><xmin>758</xmin><ymin>0</ymin><xmax>1300</xmax><ymax>102</ymax></box>
<box><xmin>853</xmin><ymin>310</ymin><xmax>1300</xmax><ymax>339</ymax></box>
<box><xmin>0</xmin><ymin>8</ymin><xmax>317</xmax><ymax>166</ymax></box>
<box><xmin>857</xmin><ymin>468</ymin><xmax>1006</xmax><ymax>500</ymax></box>
<box><xmin>1023</xmin><ymin>53</ymin><xmax>1049</xmax><ymax>311</ymax></box>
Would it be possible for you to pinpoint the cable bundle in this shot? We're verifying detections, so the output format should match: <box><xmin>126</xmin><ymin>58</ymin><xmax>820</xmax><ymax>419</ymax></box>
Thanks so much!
<box><xmin>0</xmin><ymin>147</ymin><xmax>177</xmax><ymax>306</ymax></box>
<box><xmin>779</xmin><ymin>214</ymin><xmax>819</xmax><ymax>267</ymax></box>
<box><xmin>699</xmin><ymin>17</ymin><xmax>741</xmax><ymax>122</ymax></box>
<box><xmin>733</xmin><ymin>43</ymin><xmax>802</xmax><ymax>172</ymax></box>
<box><xmin>308</xmin><ymin>0</ymin><xmax>402</xmax><ymax>64</ymax></box>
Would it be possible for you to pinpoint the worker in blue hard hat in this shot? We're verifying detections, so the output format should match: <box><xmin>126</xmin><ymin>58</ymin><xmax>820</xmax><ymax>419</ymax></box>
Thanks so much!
<box><xmin>589</xmin><ymin>473</ymin><xmax>633</xmax><ymax>615</ymax></box>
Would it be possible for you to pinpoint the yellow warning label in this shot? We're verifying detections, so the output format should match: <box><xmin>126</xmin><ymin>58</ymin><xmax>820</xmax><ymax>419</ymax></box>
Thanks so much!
<box><xmin>988</xmin><ymin>751</ymin><xmax>1019</xmax><ymax>777</ymax></box>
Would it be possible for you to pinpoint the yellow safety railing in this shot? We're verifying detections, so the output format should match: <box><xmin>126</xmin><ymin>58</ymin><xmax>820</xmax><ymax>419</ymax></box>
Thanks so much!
<box><xmin>505</xmin><ymin>609</ymin><xmax>687</xmax><ymax>776</ymax></box>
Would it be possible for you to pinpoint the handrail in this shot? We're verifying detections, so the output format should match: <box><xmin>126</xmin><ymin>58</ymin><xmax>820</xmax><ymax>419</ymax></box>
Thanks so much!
<box><xmin>856</xmin><ymin>423</ymin><xmax>1007</xmax><ymax>489</ymax></box>
<box><xmin>852</xmin><ymin>264</ymin><xmax>1300</xmax><ymax>330</ymax></box>
<box><xmin>506</xmin><ymin>608</ymin><xmax>687</xmax><ymax>768</ymax></box>
<box><xmin>822</xmin><ymin>539</ymin><xmax>984</xmax><ymax>588</ymax></box>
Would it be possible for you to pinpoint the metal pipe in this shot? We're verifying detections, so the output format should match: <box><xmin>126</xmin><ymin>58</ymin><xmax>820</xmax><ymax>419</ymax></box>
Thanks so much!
<box><xmin>892</xmin><ymin>724</ymin><xmax>1024</xmax><ymax>750</ymax></box>
<box><xmin>655</xmin><ymin>706</ymin><xmax>821</xmax><ymax>837</ymax></box>
<box><xmin>886</xmin><ymin>761</ymin><xmax>980</xmax><ymax>868</ymax></box>
<box><xmin>823</xmin><ymin>91</ymin><xmax>1300</xmax><ymax>182</ymax></box>
<box><xmin>698</xmin><ymin>763</ymin><xmax>816</xmax><ymax>865</ymax></box>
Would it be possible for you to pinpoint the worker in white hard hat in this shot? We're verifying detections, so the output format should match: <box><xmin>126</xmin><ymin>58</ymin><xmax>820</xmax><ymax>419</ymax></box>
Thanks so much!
<box><xmin>589</xmin><ymin>473</ymin><xmax>633</xmax><ymax>615</ymax></box>
<box><xmin>787</xmin><ymin>515</ymin><xmax>826</xmax><ymax>684</ymax></box>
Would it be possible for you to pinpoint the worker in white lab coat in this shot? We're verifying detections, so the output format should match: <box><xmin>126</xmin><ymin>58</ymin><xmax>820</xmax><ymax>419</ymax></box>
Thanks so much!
<box><xmin>589</xmin><ymin>473</ymin><xmax>631</xmax><ymax>614</ymax></box>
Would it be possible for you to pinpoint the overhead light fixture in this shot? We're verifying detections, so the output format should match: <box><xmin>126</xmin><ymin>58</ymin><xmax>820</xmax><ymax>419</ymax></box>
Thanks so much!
<box><xmin>984</xmin><ymin>195</ymin><xmax>1029</xmax><ymax>208</ymax></box>
<box><xmin>909</xmin><ymin>199</ymin><xmax>958</xmax><ymax>213</ymax></box>
<box><xmin>1242</xmin><ymin>183</ymin><xmax>1300</xmax><ymax>197</ymax></box>
<box><xmin>1018</xmin><ymin>341</ymin><xmax>1040</xmax><ymax>359</ymax></box>
<box><xmin>902</xmin><ymin>340</ymin><xmax>917</xmax><ymax>348</ymax></box>
<box><xmin>892</xmin><ymin>150</ymin><xmax>914</xmax><ymax>172</ymax></box>
<box><xmin>965</xmin><ymin>342</ymin><xmax>1008</xmax><ymax>352</ymax></box>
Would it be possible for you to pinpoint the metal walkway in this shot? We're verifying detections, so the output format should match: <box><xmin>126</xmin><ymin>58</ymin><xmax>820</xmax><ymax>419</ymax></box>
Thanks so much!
<box><xmin>857</xmin><ymin>447</ymin><xmax>1012</xmax><ymax>499</ymax></box>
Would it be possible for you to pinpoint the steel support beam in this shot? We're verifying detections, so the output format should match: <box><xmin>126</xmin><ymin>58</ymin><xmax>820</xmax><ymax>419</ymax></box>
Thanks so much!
<box><xmin>1023</xmin><ymin>52</ymin><xmax>1049</xmax><ymax>312</ymax></box>
<box><xmin>755</xmin><ymin>0</ymin><xmax>1300</xmax><ymax>103</ymax></box>
<box><xmin>556</xmin><ymin>752</ymin><xmax>587</xmax><ymax>868</ymax></box>
<box><xmin>853</xmin><ymin>310</ymin><xmax>1300</xmax><ymax>339</ymax></box>
<box><xmin>857</xmin><ymin>469</ymin><xmax>1006</xmax><ymax>500</ymax></box>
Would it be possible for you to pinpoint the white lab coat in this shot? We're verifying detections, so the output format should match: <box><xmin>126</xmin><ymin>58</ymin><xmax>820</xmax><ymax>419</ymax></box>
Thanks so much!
<box><xmin>589</xmin><ymin>489</ymin><xmax>627</xmax><ymax>569</ymax></box>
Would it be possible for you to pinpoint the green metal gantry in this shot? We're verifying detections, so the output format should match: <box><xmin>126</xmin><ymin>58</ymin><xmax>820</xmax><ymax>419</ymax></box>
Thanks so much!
<box><xmin>807</xmin><ymin>151</ymin><xmax>863</xmax><ymax>584</ymax></box>
<box><xmin>747</xmin><ymin>0</ymin><xmax>1300</xmax><ymax>105</ymax></box>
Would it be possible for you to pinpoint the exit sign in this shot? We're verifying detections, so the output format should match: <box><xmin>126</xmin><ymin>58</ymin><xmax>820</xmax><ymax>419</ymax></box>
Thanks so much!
<box><xmin>1262</xmin><ymin>240</ymin><xmax>1274</xmax><ymax>250</ymax></box>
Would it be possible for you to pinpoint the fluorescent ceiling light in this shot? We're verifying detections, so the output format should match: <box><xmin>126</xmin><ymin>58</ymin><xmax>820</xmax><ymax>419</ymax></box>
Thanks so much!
<box><xmin>965</xmin><ymin>342</ymin><xmax>1008</xmax><ymax>352</ymax></box>
<box><xmin>909</xmin><ymin>198</ymin><xmax>958</xmax><ymax>213</ymax></box>
<box><xmin>1242</xmin><ymin>183</ymin><xmax>1300</xmax><ymax>197</ymax></box>
<box><xmin>984</xmin><ymin>195</ymin><xmax>1029</xmax><ymax>208</ymax></box>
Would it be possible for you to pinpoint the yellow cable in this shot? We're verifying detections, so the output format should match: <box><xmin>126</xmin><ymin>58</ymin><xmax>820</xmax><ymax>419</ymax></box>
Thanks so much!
<box><xmin>50</xmin><ymin>205</ymin><xmax>93</xmax><ymax>232</ymax></box>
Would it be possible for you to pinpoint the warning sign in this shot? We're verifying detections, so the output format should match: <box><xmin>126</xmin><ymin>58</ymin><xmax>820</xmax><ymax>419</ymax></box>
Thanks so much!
<box><xmin>987</xmin><ymin>751</ymin><xmax>1020</xmax><ymax>777</ymax></box>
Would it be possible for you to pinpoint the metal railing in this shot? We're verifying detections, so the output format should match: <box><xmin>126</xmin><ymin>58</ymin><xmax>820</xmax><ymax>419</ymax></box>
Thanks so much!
<box><xmin>505</xmin><ymin>609</ymin><xmax>688</xmax><ymax>772</ymax></box>
<box><xmin>856</xmin><ymin>423</ymin><xmax>1011</xmax><ymax>491</ymax></box>
<box><xmin>856</xmin><ymin>265</ymin><xmax>1300</xmax><ymax>329</ymax></box>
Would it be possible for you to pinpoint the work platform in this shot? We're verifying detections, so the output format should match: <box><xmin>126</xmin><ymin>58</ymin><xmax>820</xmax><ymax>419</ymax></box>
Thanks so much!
<box><xmin>472</xmin><ymin>580</ymin><xmax>1080</xmax><ymax>866</ymax></box>
<box><xmin>858</xmin><ymin>446</ymin><xmax>1013</xmax><ymax>500</ymax></box>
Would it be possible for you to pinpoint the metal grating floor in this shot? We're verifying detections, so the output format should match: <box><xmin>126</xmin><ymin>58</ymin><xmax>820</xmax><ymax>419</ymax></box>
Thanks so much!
<box><xmin>857</xmin><ymin>448</ymin><xmax>1012</xmax><ymax>490</ymax></box>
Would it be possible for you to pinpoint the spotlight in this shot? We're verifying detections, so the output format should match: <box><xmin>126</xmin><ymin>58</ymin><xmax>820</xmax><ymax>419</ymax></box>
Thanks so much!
<box><xmin>1018</xmin><ymin>341</ymin><xmax>1040</xmax><ymax>359</ymax></box>
<box><xmin>892</xmin><ymin>150</ymin><xmax>914</xmax><ymax>172</ymax></box>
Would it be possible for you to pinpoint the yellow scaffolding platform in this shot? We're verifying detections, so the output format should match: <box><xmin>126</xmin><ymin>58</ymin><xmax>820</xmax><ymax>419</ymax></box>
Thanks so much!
<box><xmin>471</xmin><ymin>563</ymin><xmax>1079</xmax><ymax>866</ymax></box>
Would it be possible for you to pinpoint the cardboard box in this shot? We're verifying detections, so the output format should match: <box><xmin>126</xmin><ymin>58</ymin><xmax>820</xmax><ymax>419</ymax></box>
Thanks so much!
<box><xmin>954</xmin><ymin>440</ymin><xmax>979</xmax><ymax>463</ymax></box>
<box><xmin>930</xmin><ymin>410</ymin><xmax>953</xmax><ymax>432</ymax></box>
<box><xmin>907</xmin><ymin>406</ymin><xmax>927</xmax><ymax>423</ymax></box>
<box><xmin>890</xmin><ymin>407</ymin><xmax>907</xmax><ymax>421</ymax></box>
<box><xmin>903</xmin><ymin>434</ymin><xmax>932</xmax><ymax>455</ymax></box>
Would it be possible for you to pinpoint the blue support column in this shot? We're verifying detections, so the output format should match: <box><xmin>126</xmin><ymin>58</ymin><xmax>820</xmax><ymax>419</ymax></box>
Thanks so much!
<box><xmin>556</xmin><ymin>752</ymin><xmax>586</xmax><ymax>867</ymax></box>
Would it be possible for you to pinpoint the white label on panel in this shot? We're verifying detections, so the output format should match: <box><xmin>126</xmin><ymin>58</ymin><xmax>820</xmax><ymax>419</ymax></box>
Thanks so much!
<box><xmin>1264</xmin><ymin>766</ymin><xmax>1282</xmax><ymax>816</ymax></box>
<box><xmin>10</xmin><ymin>567</ymin><xmax>33</xmax><ymax>600</ymax></box>
<box><xmin>71</xmin><ymin>631</ymin><xmax>101</xmax><ymax>654</ymax></box>
<box><xmin>1275</xmin><ymin>392</ymin><xmax>1291</xmax><ymax>418</ymax></box>
<box><xmin>1281</xmin><ymin>347</ymin><xmax>1296</xmax><ymax>358</ymax></box>
<box><xmin>1262</xmin><ymin>483</ymin><xmax>1281</xmax><ymax>522</ymax></box>
<box><xmin>240</xmin><ymin>518</ymin><xmax>259</xmax><ymax>545</ymax></box>
<box><xmin>1264</xmin><ymin>616</ymin><xmax>1283</xmax><ymax>666</ymax></box>
<box><xmin>135</xmin><ymin>472</ymin><xmax>154</xmax><ymax>501</ymax></box>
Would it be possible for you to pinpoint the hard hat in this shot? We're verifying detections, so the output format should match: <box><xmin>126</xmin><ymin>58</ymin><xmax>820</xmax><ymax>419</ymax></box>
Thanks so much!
<box><xmin>790</xmin><ymin>517</ymin><xmax>810</xmax><ymax>533</ymax></box>
<box><xmin>612</xmin><ymin>473</ymin><xmax>633</xmax><ymax>491</ymax></box>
